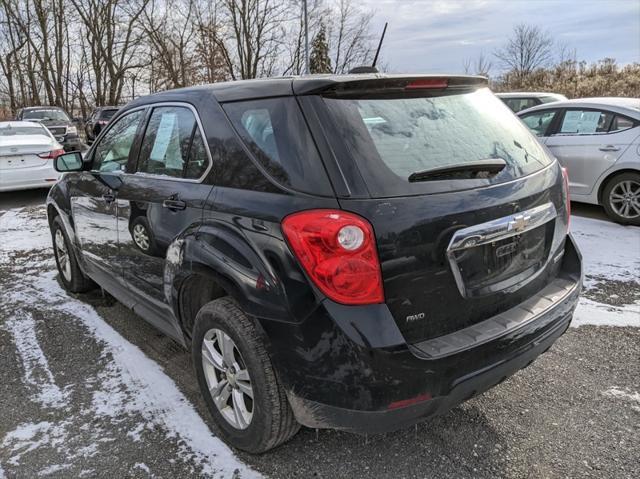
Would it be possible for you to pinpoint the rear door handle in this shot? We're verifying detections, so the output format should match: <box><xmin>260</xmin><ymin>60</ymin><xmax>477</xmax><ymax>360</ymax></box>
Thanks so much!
<box><xmin>102</xmin><ymin>193</ymin><xmax>115</xmax><ymax>203</ymax></box>
<box><xmin>599</xmin><ymin>145</ymin><xmax>621</xmax><ymax>152</ymax></box>
<box><xmin>163</xmin><ymin>199</ymin><xmax>187</xmax><ymax>211</ymax></box>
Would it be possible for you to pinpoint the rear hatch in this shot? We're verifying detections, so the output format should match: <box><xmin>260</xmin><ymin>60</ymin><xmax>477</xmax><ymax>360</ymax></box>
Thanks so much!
<box><xmin>306</xmin><ymin>76</ymin><xmax>570</xmax><ymax>343</ymax></box>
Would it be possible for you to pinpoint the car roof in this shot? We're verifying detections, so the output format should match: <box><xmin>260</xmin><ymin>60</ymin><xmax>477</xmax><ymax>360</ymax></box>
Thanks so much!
<box><xmin>124</xmin><ymin>73</ymin><xmax>488</xmax><ymax>106</ymax></box>
<box><xmin>518</xmin><ymin>97</ymin><xmax>640</xmax><ymax>118</ymax></box>
<box><xmin>0</xmin><ymin>121</ymin><xmax>48</xmax><ymax>129</ymax></box>
<box><xmin>496</xmin><ymin>92</ymin><xmax>566</xmax><ymax>99</ymax></box>
<box><xmin>21</xmin><ymin>106</ymin><xmax>65</xmax><ymax>111</ymax></box>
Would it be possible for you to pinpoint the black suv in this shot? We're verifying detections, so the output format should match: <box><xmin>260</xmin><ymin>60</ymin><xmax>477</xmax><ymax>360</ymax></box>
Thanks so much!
<box><xmin>47</xmin><ymin>74</ymin><xmax>582</xmax><ymax>453</ymax></box>
<box><xmin>84</xmin><ymin>106</ymin><xmax>120</xmax><ymax>143</ymax></box>
<box><xmin>16</xmin><ymin>106</ymin><xmax>82</xmax><ymax>151</ymax></box>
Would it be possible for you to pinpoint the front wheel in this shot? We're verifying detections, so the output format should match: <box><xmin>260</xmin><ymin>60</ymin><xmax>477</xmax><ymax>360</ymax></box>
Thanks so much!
<box><xmin>602</xmin><ymin>172</ymin><xmax>640</xmax><ymax>225</ymax></box>
<box><xmin>192</xmin><ymin>297</ymin><xmax>300</xmax><ymax>453</ymax></box>
<box><xmin>51</xmin><ymin>216</ymin><xmax>95</xmax><ymax>293</ymax></box>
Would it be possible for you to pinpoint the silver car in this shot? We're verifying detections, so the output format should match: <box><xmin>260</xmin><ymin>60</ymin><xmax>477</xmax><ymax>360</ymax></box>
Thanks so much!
<box><xmin>518</xmin><ymin>98</ymin><xmax>640</xmax><ymax>225</ymax></box>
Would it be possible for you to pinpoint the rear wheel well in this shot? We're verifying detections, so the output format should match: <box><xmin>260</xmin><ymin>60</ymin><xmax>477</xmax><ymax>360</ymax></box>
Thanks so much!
<box><xmin>598</xmin><ymin>169</ymin><xmax>640</xmax><ymax>204</ymax></box>
<box><xmin>179</xmin><ymin>274</ymin><xmax>228</xmax><ymax>340</ymax></box>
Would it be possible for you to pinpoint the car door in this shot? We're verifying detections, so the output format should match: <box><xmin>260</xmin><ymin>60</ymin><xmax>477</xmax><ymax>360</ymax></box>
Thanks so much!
<box><xmin>116</xmin><ymin>104</ymin><xmax>214</xmax><ymax>319</ymax></box>
<box><xmin>544</xmin><ymin>108</ymin><xmax>634</xmax><ymax>196</ymax></box>
<box><xmin>70</xmin><ymin>109</ymin><xmax>146</xmax><ymax>275</ymax></box>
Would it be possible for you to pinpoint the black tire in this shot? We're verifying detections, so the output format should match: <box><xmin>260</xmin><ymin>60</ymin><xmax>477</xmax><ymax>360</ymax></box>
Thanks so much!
<box><xmin>129</xmin><ymin>216</ymin><xmax>159</xmax><ymax>255</ymax></box>
<box><xmin>51</xmin><ymin>215</ymin><xmax>95</xmax><ymax>293</ymax></box>
<box><xmin>192</xmin><ymin>297</ymin><xmax>300</xmax><ymax>453</ymax></box>
<box><xmin>601</xmin><ymin>172</ymin><xmax>640</xmax><ymax>226</ymax></box>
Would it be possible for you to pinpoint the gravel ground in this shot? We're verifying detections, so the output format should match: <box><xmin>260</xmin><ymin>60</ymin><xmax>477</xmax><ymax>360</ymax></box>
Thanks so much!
<box><xmin>0</xmin><ymin>203</ymin><xmax>638</xmax><ymax>479</ymax></box>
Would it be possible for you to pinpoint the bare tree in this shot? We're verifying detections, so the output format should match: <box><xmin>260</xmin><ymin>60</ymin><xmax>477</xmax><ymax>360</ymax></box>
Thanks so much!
<box><xmin>494</xmin><ymin>24</ymin><xmax>554</xmax><ymax>79</ymax></box>
<box><xmin>328</xmin><ymin>0</ymin><xmax>375</xmax><ymax>73</ymax></box>
<box><xmin>463</xmin><ymin>51</ymin><xmax>492</xmax><ymax>77</ymax></box>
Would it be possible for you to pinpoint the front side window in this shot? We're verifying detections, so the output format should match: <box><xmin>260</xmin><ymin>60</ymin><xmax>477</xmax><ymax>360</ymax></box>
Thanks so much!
<box><xmin>558</xmin><ymin>109</ymin><xmax>613</xmax><ymax>135</ymax></box>
<box><xmin>136</xmin><ymin>106</ymin><xmax>209</xmax><ymax>180</ymax></box>
<box><xmin>92</xmin><ymin>110</ymin><xmax>144</xmax><ymax>173</ymax></box>
<box><xmin>521</xmin><ymin>110</ymin><xmax>558</xmax><ymax>137</ymax></box>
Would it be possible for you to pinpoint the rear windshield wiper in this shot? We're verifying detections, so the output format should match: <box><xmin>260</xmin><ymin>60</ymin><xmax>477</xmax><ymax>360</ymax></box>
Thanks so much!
<box><xmin>408</xmin><ymin>159</ymin><xmax>506</xmax><ymax>183</ymax></box>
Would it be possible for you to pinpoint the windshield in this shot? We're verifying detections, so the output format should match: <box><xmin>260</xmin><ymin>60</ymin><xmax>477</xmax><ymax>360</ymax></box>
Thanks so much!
<box><xmin>22</xmin><ymin>109</ymin><xmax>70</xmax><ymax>121</ymax></box>
<box><xmin>100</xmin><ymin>109</ymin><xmax>118</xmax><ymax>120</ymax></box>
<box><xmin>322</xmin><ymin>88</ymin><xmax>553</xmax><ymax>197</ymax></box>
<box><xmin>0</xmin><ymin>125</ymin><xmax>49</xmax><ymax>137</ymax></box>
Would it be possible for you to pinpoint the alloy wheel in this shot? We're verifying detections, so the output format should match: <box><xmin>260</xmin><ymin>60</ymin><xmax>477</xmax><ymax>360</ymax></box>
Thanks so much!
<box><xmin>609</xmin><ymin>180</ymin><xmax>640</xmax><ymax>219</ymax></box>
<box><xmin>54</xmin><ymin>229</ymin><xmax>72</xmax><ymax>282</ymax></box>
<box><xmin>132</xmin><ymin>223</ymin><xmax>150</xmax><ymax>251</ymax></box>
<box><xmin>201</xmin><ymin>328</ymin><xmax>254</xmax><ymax>430</ymax></box>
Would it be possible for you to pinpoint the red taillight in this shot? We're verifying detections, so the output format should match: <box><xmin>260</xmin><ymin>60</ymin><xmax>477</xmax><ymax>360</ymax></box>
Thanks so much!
<box><xmin>405</xmin><ymin>78</ymin><xmax>448</xmax><ymax>90</ymax></box>
<box><xmin>38</xmin><ymin>149</ymin><xmax>65</xmax><ymax>159</ymax></box>
<box><xmin>282</xmin><ymin>209</ymin><xmax>384</xmax><ymax>305</ymax></box>
<box><xmin>561</xmin><ymin>167</ymin><xmax>571</xmax><ymax>231</ymax></box>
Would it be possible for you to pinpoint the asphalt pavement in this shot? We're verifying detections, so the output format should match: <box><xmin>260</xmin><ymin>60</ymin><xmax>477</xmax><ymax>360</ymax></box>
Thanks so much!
<box><xmin>0</xmin><ymin>194</ymin><xmax>638</xmax><ymax>479</ymax></box>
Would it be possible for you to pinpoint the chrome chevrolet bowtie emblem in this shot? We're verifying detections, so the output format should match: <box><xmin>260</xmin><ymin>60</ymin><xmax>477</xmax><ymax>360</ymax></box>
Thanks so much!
<box><xmin>508</xmin><ymin>214</ymin><xmax>530</xmax><ymax>233</ymax></box>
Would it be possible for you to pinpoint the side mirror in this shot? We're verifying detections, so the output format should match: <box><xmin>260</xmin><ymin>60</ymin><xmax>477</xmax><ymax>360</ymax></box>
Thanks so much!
<box><xmin>54</xmin><ymin>151</ymin><xmax>84</xmax><ymax>172</ymax></box>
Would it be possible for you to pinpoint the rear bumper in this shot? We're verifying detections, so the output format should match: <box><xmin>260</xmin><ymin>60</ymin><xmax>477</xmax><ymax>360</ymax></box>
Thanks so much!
<box><xmin>266</xmin><ymin>235</ymin><xmax>582</xmax><ymax>434</ymax></box>
<box><xmin>0</xmin><ymin>164</ymin><xmax>60</xmax><ymax>192</ymax></box>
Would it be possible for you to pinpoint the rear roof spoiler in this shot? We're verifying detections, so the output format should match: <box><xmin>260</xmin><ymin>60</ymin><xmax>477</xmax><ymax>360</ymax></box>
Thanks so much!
<box><xmin>292</xmin><ymin>74</ymin><xmax>488</xmax><ymax>96</ymax></box>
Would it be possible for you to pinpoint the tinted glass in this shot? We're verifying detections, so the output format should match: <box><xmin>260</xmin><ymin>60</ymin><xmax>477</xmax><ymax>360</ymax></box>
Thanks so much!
<box><xmin>137</xmin><ymin>106</ymin><xmax>196</xmax><ymax>178</ymax></box>
<box><xmin>22</xmin><ymin>109</ymin><xmax>70</xmax><ymax>121</ymax></box>
<box><xmin>504</xmin><ymin>98</ymin><xmax>538</xmax><ymax>112</ymax></box>
<box><xmin>185</xmin><ymin>130</ymin><xmax>209</xmax><ymax>179</ymax></box>
<box><xmin>93</xmin><ymin>110</ymin><xmax>144</xmax><ymax>173</ymax></box>
<box><xmin>0</xmin><ymin>125</ymin><xmax>49</xmax><ymax>137</ymax></box>
<box><xmin>521</xmin><ymin>110</ymin><xmax>558</xmax><ymax>137</ymax></box>
<box><xmin>610</xmin><ymin>115</ymin><xmax>635</xmax><ymax>132</ymax></box>
<box><xmin>100</xmin><ymin>109</ymin><xmax>118</xmax><ymax>120</ymax></box>
<box><xmin>324</xmin><ymin>88</ymin><xmax>551</xmax><ymax>182</ymax></box>
<box><xmin>558</xmin><ymin>109</ymin><xmax>613</xmax><ymax>134</ymax></box>
<box><xmin>223</xmin><ymin>97</ymin><xmax>332</xmax><ymax>195</ymax></box>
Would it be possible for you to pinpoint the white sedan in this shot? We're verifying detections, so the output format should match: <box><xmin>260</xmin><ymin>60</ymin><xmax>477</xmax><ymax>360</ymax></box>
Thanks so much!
<box><xmin>0</xmin><ymin>121</ymin><xmax>64</xmax><ymax>192</ymax></box>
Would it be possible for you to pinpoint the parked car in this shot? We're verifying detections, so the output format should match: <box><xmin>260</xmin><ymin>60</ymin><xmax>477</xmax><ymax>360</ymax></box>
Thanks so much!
<box><xmin>16</xmin><ymin>106</ymin><xmax>82</xmax><ymax>152</ymax></box>
<box><xmin>0</xmin><ymin>121</ymin><xmax>63</xmax><ymax>192</ymax></box>
<box><xmin>84</xmin><ymin>106</ymin><xmax>120</xmax><ymax>143</ymax></box>
<box><xmin>518</xmin><ymin>97</ymin><xmax>640</xmax><ymax>225</ymax></box>
<box><xmin>46</xmin><ymin>75</ymin><xmax>581</xmax><ymax>453</ymax></box>
<box><xmin>497</xmin><ymin>92</ymin><xmax>568</xmax><ymax>112</ymax></box>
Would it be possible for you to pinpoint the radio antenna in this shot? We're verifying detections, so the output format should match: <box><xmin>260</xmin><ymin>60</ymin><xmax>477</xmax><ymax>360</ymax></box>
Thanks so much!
<box><xmin>372</xmin><ymin>22</ymin><xmax>388</xmax><ymax>68</ymax></box>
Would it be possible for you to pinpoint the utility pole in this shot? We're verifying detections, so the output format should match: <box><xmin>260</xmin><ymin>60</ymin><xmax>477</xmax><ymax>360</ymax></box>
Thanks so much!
<box><xmin>303</xmin><ymin>0</ymin><xmax>309</xmax><ymax>74</ymax></box>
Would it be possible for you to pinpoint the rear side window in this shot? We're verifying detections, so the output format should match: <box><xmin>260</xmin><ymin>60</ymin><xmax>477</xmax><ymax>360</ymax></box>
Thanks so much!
<box><xmin>323</xmin><ymin>88</ymin><xmax>551</xmax><ymax>197</ymax></box>
<box><xmin>521</xmin><ymin>110</ymin><xmax>558</xmax><ymax>137</ymax></box>
<box><xmin>223</xmin><ymin>97</ymin><xmax>332</xmax><ymax>195</ymax></box>
<box><xmin>610</xmin><ymin>115</ymin><xmax>636</xmax><ymax>132</ymax></box>
<box><xmin>136</xmin><ymin>106</ymin><xmax>209</xmax><ymax>180</ymax></box>
<box><xmin>558</xmin><ymin>109</ymin><xmax>613</xmax><ymax>134</ymax></box>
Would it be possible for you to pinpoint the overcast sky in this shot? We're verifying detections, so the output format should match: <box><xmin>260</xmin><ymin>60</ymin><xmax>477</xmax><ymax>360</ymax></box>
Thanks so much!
<box><xmin>361</xmin><ymin>0</ymin><xmax>640</xmax><ymax>74</ymax></box>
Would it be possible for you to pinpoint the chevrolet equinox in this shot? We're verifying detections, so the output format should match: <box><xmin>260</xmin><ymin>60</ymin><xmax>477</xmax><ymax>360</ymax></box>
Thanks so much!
<box><xmin>47</xmin><ymin>74</ymin><xmax>582</xmax><ymax>453</ymax></box>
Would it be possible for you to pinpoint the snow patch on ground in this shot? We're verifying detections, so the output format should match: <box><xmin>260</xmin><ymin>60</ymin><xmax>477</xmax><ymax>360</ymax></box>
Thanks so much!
<box><xmin>2</xmin><ymin>312</ymin><xmax>70</xmax><ymax>409</ymax></box>
<box><xmin>602</xmin><ymin>387</ymin><xmax>640</xmax><ymax>412</ymax></box>
<box><xmin>570</xmin><ymin>215</ymin><xmax>640</xmax><ymax>327</ymax></box>
<box><xmin>22</xmin><ymin>271</ymin><xmax>260</xmax><ymax>479</ymax></box>
<box><xmin>2</xmin><ymin>421</ymin><xmax>68</xmax><ymax>467</ymax></box>
<box><xmin>571</xmin><ymin>216</ymin><xmax>640</xmax><ymax>286</ymax></box>
<box><xmin>0</xmin><ymin>208</ymin><xmax>51</xmax><ymax>253</ymax></box>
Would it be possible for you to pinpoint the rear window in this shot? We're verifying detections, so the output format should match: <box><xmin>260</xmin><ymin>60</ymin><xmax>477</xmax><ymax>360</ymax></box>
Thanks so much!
<box><xmin>223</xmin><ymin>97</ymin><xmax>332</xmax><ymax>196</ymax></box>
<box><xmin>323</xmin><ymin>88</ymin><xmax>553</xmax><ymax>197</ymax></box>
<box><xmin>0</xmin><ymin>125</ymin><xmax>49</xmax><ymax>137</ymax></box>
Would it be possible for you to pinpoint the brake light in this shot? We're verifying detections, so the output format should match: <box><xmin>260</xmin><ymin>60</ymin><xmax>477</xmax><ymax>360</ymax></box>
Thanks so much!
<box><xmin>282</xmin><ymin>210</ymin><xmax>384</xmax><ymax>305</ymax></box>
<box><xmin>37</xmin><ymin>149</ymin><xmax>65</xmax><ymax>159</ymax></box>
<box><xmin>405</xmin><ymin>78</ymin><xmax>448</xmax><ymax>90</ymax></box>
<box><xmin>561</xmin><ymin>167</ymin><xmax>571</xmax><ymax>231</ymax></box>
